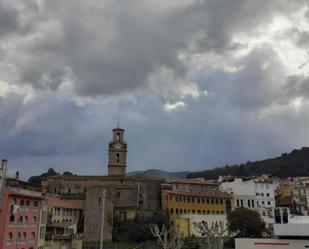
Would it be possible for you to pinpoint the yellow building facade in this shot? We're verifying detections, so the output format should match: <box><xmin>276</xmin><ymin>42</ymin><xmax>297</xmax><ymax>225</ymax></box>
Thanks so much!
<box><xmin>161</xmin><ymin>179</ymin><xmax>233</xmax><ymax>237</ymax></box>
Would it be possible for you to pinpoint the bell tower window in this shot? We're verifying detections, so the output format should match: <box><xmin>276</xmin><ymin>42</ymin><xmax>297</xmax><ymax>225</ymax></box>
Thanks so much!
<box><xmin>116</xmin><ymin>153</ymin><xmax>120</xmax><ymax>163</ymax></box>
<box><xmin>116</xmin><ymin>133</ymin><xmax>120</xmax><ymax>142</ymax></box>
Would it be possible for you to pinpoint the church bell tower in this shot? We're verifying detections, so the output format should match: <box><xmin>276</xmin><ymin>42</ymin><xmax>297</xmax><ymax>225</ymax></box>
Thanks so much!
<box><xmin>108</xmin><ymin>127</ymin><xmax>127</xmax><ymax>176</ymax></box>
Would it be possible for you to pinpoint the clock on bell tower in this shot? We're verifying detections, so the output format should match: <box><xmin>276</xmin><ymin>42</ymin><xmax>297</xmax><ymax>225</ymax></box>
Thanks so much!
<box><xmin>108</xmin><ymin>127</ymin><xmax>127</xmax><ymax>176</ymax></box>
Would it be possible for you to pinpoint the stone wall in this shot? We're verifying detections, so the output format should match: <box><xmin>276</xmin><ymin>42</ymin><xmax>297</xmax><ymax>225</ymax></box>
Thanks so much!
<box><xmin>84</xmin><ymin>187</ymin><xmax>114</xmax><ymax>242</ymax></box>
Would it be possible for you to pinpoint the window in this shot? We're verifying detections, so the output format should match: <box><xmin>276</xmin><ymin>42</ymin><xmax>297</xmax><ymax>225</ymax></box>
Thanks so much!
<box><xmin>116</xmin><ymin>153</ymin><xmax>120</xmax><ymax>163</ymax></box>
<box><xmin>24</xmin><ymin>216</ymin><xmax>28</xmax><ymax>224</ymax></box>
<box><xmin>236</xmin><ymin>199</ymin><xmax>240</xmax><ymax>207</ymax></box>
<box><xmin>25</xmin><ymin>200</ymin><xmax>30</xmax><ymax>206</ymax></box>
<box><xmin>30</xmin><ymin>232</ymin><xmax>35</xmax><ymax>240</ymax></box>
<box><xmin>176</xmin><ymin>209</ymin><xmax>179</xmax><ymax>215</ymax></box>
<box><xmin>20</xmin><ymin>199</ymin><xmax>25</xmax><ymax>206</ymax></box>
<box><xmin>33</xmin><ymin>201</ymin><xmax>38</xmax><ymax>208</ymax></box>
<box><xmin>170</xmin><ymin>208</ymin><xmax>174</xmax><ymax>214</ymax></box>
<box><xmin>32</xmin><ymin>216</ymin><xmax>37</xmax><ymax>224</ymax></box>
<box><xmin>252</xmin><ymin>199</ymin><xmax>255</xmax><ymax>207</ymax></box>
<box><xmin>116</xmin><ymin>133</ymin><xmax>120</xmax><ymax>141</ymax></box>
<box><xmin>23</xmin><ymin>232</ymin><xmax>27</xmax><ymax>240</ymax></box>
<box><xmin>197</xmin><ymin>210</ymin><xmax>201</xmax><ymax>214</ymax></box>
<box><xmin>19</xmin><ymin>216</ymin><xmax>23</xmax><ymax>223</ymax></box>
<box><xmin>268</xmin><ymin>201</ymin><xmax>271</xmax><ymax>205</ymax></box>
<box><xmin>9</xmin><ymin>215</ymin><xmax>15</xmax><ymax>222</ymax></box>
<box><xmin>8</xmin><ymin>233</ymin><xmax>13</xmax><ymax>241</ymax></box>
<box><xmin>248</xmin><ymin>200</ymin><xmax>251</xmax><ymax>207</ymax></box>
<box><xmin>17</xmin><ymin>232</ymin><xmax>21</xmax><ymax>241</ymax></box>
<box><xmin>240</xmin><ymin>199</ymin><xmax>244</xmax><ymax>207</ymax></box>
<box><xmin>266</xmin><ymin>193</ymin><xmax>270</xmax><ymax>197</ymax></box>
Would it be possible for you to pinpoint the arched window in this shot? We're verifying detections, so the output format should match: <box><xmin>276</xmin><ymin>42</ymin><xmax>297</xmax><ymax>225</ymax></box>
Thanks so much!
<box><xmin>170</xmin><ymin>208</ymin><xmax>174</xmax><ymax>214</ymax></box>
<box><xmin>32</xmin><ymin>216</ymin><xmax>37</xmax><ymax>224</ymax></box>
<box><xmin>8</xmin><ymin>232</ymin><xmax>13</xmax><ymax>240</ymax></box>
<box><xmin>9</xmin><ymin>215</ymin><xmax>15</xmax><ymax>222</ymax></box>
<box><xmin>33</xmin><ymin>201</ymin><xmax>38</xmax><ymax>208</ymax></box>
<box><xmin>20</xmin><ymin>199</ymin><xmax>25</xmax><ymax>206</ymax></box>
<box><xmin>25</xmin><ymin>200</ymin><xmax>30</xmax><ymax>206</ymax></box>
<box><xmin>116</xmin><ymin>153</ymin><xmax>120</xmax><ymax>163</ymax></box>
<box><xmin>17</xmin><ymin>232</ymin><xmax>21</xmax><ymax>240</ymax></box>
<box><xmin>30</xmin><ymin>232</ymin><xmax>35</xmax><ymax>240</ymax></box>
<box><xmin>19</xmin><ymin>216</ymin><xmax>23</xmax><ymax>223</ymax></box>
<box><xmin>24</xmin><ymin>216</ymin><xmax>28</xmax><ymax>224</ymax></box>
<box><xmin>116</xmin><ymin>133</ymin><xmax>120</xmax><ymax>141</ymax></box>
<box><xmin>23</xmin><ymin>232</ymin><xmax>27</xmax><ymax>240</ymax></box>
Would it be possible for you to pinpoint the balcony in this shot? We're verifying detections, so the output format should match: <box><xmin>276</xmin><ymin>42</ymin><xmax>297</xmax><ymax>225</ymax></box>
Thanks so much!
<box><xmin>52</xmin><ymin>234</ymin><xmax>72</xmax><ymax>240</ymax></box>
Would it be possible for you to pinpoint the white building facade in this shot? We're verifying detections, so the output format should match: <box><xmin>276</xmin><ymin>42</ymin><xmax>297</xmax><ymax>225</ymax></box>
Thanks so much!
<box><xmin>219</xmin><ymin>176</ymin><xmax>278</xmax><ymax>225</ymax></box>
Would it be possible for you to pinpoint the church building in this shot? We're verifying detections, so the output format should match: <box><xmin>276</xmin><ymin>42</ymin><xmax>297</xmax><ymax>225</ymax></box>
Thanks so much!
<box><xmin>41</xmin><ymin>126</ymin><xmax>164</xmax><ymax>248</ymax></box>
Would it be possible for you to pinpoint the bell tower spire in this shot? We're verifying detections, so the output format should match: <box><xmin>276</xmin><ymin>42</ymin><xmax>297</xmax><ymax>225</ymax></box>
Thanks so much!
<box><xmin>108</xmin><ymin>127</ymin><xmax>127</xmax><ymax>176</ymax></box>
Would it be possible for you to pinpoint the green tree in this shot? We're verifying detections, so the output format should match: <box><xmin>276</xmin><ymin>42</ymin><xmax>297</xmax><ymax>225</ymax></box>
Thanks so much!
<box><xmin>227</xmin><ymin>207</ymin><xmax>267</xmax><ymax>238</ymax></box>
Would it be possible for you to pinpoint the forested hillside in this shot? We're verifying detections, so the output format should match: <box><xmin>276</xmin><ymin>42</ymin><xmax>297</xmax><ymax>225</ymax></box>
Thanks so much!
<box><xmin>187</xmin><ymin>147</ymin><xmax>309</xmax><ymax>179</ymax></box>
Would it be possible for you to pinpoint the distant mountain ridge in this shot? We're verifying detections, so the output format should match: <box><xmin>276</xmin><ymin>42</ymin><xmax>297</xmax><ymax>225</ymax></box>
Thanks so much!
<box><xmin>187</xmin><ymin>147</ymin><xmax>309</xmax><ymax>179</ymax></box>
<box><xmin>127</xmin><ymin>169</ymin><xmax>190</xmax><ymax>179</ymax></box>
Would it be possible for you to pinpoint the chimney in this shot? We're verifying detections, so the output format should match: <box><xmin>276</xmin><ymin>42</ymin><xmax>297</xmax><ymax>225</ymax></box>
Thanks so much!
<box><xmin>1</xmin><ymin>159</ymin><xmax>7</xmax><ymax>170</ymax></box>
<box><xmin>15</xmin><ymin>171</ymin><xmax>19</xmax><ymax>180</ymax></box>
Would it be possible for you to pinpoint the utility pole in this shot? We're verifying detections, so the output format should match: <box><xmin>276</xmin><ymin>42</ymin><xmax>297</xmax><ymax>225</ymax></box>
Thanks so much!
<box><xmin>100</xmin><ymin>190</ymin><xmax>106</xmax><ymax>249</ymax></box>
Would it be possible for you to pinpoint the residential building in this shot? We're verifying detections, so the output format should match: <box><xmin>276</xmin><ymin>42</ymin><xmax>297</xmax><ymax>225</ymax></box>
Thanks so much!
<box><xmin>292</xmin><ymin>177</ymin><xmax>309</xmax><ymax>215</ymax></box>
<box><xmin>219</xmin><ymin>175</ymin><xmax>278</xmax><ymax>226</ymax></box>
<box><xmin>0</xmin><ymin>176</ymin><xmax>43</xmax><ymax>249</ymax></box>
<box><xmin>161</xmin><ymin>178</ymin><xmax>233</xmax><ymax>237</ymax></box>
<box><xmin>44</xmin><ymin>196</ymin><xmax>84</xmax><ymax>249</ymax></box>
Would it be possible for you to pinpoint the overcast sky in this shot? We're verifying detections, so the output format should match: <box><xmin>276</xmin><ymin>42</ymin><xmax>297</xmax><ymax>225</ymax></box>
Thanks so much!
<box><xmin>1</xmin><ymin>0</ymin><xmax>309</xmax><ymax>179</ymax></box>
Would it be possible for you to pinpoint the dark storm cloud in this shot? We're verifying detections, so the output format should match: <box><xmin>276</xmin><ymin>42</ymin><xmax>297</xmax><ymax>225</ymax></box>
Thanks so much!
<box><xmin>1</xmin><ymin>0</ymin><xmax>307</xmax><ymax>96</ymax></box>
<box><xmin>0</xmin><ymin>1</ymin><xmax>19</xmax><ymax>36</ymax></box>
<box><xmin>1</xmin><ymin>0</ymin><xmax>309</xmax><ymax>178</ymax></box>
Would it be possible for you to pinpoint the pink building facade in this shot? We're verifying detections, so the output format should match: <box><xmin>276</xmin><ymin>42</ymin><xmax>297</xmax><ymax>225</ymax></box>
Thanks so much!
<box><xmin>0</xmin><ymin>179</ymin><xmax>43</xmax><ymax>249</ymax></box>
